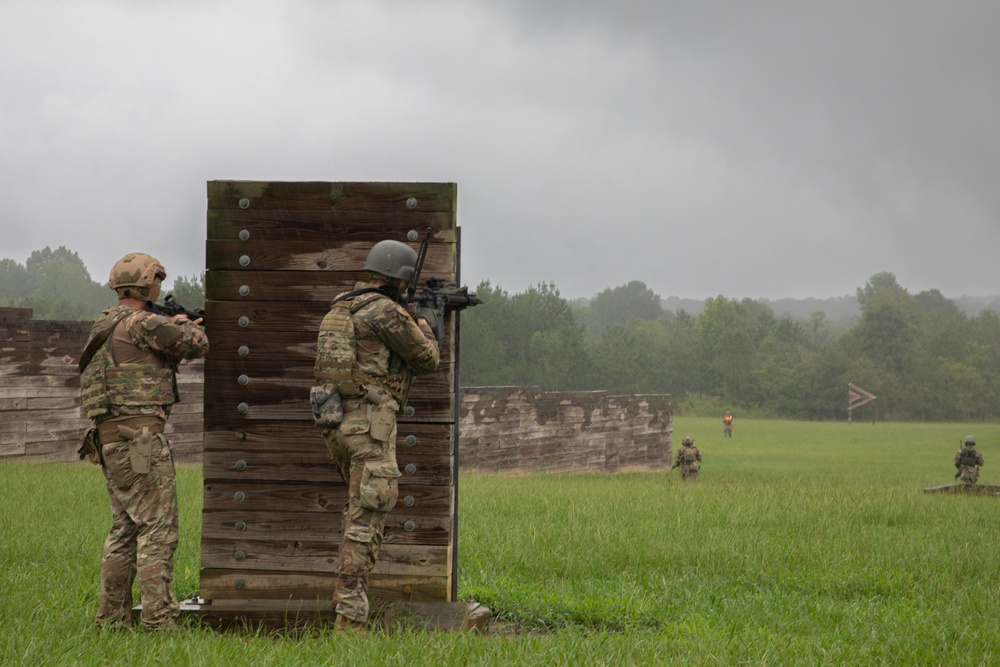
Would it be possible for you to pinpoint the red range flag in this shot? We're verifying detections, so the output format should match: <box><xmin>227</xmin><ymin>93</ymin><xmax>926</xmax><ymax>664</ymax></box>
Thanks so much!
<box><xmin>848</xmin><ymin>383</ymin><xmax>876</xmax><ymax>410</ymax></box>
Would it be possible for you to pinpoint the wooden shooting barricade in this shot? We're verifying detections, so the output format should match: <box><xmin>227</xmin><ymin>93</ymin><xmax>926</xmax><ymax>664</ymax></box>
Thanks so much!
<box><xmin>183</xmin><ymin>181</ymin><xmax>478</xmax><ymax>630</ymax></box>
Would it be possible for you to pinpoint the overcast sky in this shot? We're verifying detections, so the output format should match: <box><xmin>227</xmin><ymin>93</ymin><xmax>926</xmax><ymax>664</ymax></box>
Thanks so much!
<box><xmin>2</xmin><ymin>0</ymin><xmax>997</xmax><ymax>301</ymax></box>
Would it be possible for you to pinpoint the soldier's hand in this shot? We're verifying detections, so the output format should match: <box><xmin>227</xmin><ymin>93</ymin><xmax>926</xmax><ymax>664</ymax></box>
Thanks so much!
<box><xmin>415</xmin><ymin>307</ymin><xmax>439</xmax><ymax>336</ymax></box>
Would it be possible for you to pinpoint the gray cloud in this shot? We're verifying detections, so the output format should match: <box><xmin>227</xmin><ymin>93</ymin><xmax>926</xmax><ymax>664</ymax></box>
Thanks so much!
<box><xmin>1</xmin><ymin>0</ymin><xmax>996</xmax><ymax>301</ymax></box>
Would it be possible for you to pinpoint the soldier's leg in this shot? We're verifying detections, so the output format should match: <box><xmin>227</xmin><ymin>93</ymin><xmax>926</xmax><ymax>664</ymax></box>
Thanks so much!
<box><xmin>333</xmin><ymin>430</ymin><xmax>399</xmax><ymax>622</ymax></box>
<box><xmin>96</xmin><ymin>447</ymin><xmax>139</xmax><ymax>628</ymax></box>
<box><xmin>132</xmin><ymin>435</ymin><xmax>180</xmax><ymax>630</ymax></box>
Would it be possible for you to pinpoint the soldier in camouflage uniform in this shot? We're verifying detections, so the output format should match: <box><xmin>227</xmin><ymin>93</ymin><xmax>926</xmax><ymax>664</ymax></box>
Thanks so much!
<box><xmin>78</xmin><ymin>253</ymin><xmax>209</xmax><ymax>630</ymax></box>
<box><xmin>954</xmin><ymin>435</ymin><xmax>984</xmax><ymax>484</ymax></box>
<box><xmin>673</xmin><ymin>436</ymin><xmax>702</xmax><ymax>481</ymax></box>
<box><xmin>312</xmin><ymin>239</ymin><xmax>440</xmax><ymax>632</ymax></box>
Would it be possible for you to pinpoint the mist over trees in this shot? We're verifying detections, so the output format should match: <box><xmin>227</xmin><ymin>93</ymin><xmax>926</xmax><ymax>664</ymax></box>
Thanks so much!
<box><xmin>0</xmin><ymin>247</ymin><xmax>204</xmax><ymax>320</ymax></box>
<box><xmin>2</xmin><ymin>247</ymin><xmax>997</xmax><ymax>422</ymax></box>
<box><xmin>461</xmin><ymin>273</ymin><xmax>1000</xmax><ymax>422</ymax></box>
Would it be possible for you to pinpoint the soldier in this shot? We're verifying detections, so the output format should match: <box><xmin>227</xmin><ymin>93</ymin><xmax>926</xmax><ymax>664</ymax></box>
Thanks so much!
<box><xmin>673</xmin><ymin>436</ymin><xmax>702</xmax><ymax>481</ymax></box>
<box><xmin>78</xmin><ymin>253</ymin><xmax>209</xmax><ymax>630</ymax></box>
<box><xmin>312</xmin><ymin>239</ymin><xmax>440</xmax><ymax>633</ymax></box>
<box><xmin>954</xmin><ymin>435</ymin><xmax>984</xmax><ymax>484</ymax></box>
<box><xmin>723</xmin><ymin>411</ymin><xmax>734</xmax><ymax>438</ymax></box>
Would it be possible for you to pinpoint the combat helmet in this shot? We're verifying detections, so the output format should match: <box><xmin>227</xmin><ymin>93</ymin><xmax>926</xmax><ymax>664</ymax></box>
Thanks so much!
<box><xmin>965</xmin><ymin>435</ymin><xmax>976</xmax><ymax>446</ymax></box>
<box><xmin>362</xmin><ymin>240</ymin><xmax>417</xmax><ymax>282</ymax></box>
<box><xmin>682</xmin><ymin>437</ymin><xmax>693</xmax><ymax>446</ymax></box>
<box><xmin>108</xmin><ymin>253</ymin><xmax>166</xmax><ymax>297</ymax></box>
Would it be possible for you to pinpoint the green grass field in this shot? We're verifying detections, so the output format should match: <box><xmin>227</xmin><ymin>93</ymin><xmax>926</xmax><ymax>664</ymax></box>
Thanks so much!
<box><xmin>2</xmin><ymin>418</ymin><xmax>998</xmax><ymax>665</ymax></box>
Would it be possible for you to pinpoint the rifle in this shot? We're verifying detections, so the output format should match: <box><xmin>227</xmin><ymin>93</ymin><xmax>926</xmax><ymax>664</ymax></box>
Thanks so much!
<box><xmin>145</xmin><ymin>294</ymin><xmax>205</xmax><ymax>325</ymax></box>
<box><xmin>403</xmin><ymin>227</ymin><xmax>433</xmax><ymax>307</ymax></box>
<box><xmin>411</xmin><ymin>277</ymin><xmax>484</xmax><ymax>339</ymax></box>
<box><xmin>403</xmin><ymin>228</ymin><xmax>483</xmax><ymax>338</ymax></box>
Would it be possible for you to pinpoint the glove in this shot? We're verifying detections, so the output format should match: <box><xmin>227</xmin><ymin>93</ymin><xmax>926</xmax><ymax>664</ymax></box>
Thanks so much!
<box><xmin>415</xmin><ymin>307</ymin><xmax>440</xmax><ymax>337</ymax></box>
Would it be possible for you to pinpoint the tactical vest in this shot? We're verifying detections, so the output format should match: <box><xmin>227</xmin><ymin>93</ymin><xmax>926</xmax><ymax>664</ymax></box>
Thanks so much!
<box><xmin>80</xmin><ymin>308</ymin><xmax>176</xmax><ymax>420</ymax></box>
<box><xmin>683</xmin><ymin>447</ymin><xmax>698</xmax><ymax>463</ymax></box>
<box><xmin>958</xmin><ymin>447</ymin><xmax>979</xmax><ymax>467</ymax></box>
<box><xmin>314</xmin><ymin>290</ymin><xmax>413</xmax><ymax>405</ymax></box>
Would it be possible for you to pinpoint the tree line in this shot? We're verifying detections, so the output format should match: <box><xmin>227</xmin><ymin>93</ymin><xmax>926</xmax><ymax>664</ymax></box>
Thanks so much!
<box><xmin>461</xmin><ymin>275</ymin><xmax>1000</xmax><ymax>422</ymax></box>
<box><xmin>3</xmin><ymin>247</ymin><xmax>997</xmax><ymax>422</ymax></box>
<box><xmin>0</xmin><ymin>247</ymin><xmax>204</xmax><ymax>320</ymax></box>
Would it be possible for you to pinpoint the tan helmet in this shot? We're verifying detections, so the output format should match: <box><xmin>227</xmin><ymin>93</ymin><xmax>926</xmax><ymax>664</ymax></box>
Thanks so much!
<box><xmin>362</xmin><ymin>240</ymin><xmax>417</xmax><ymax>282</ymax></box>
<box><xmin>682</xmin><ymin>436</ymin><xmax>693</xmax><ymax>446</ymax></box>
<box><xmin>965</xmin><ymin>435</ymin><xmax>976</xmax><ymax>446</ymax></box>
<box><xmin>108</xmin><ymin>253</ymin><xmax>166</xmax><ymax>295</ymax></box>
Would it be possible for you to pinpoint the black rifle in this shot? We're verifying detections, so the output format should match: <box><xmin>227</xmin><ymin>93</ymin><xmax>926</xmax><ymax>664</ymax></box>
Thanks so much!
<box><xmin>411</xmin><ymin>277</ymin><xmax>484</xmax><ymax>339</ymax></box>
<box><xmin>145</xmin><ymin>294</ymin><xmax>205</xmax><ymax>325</ymax></box>
<box><xmin>402</xmin><ymin>228</ymin><xmax>483</xmax><ymax>338</ymax></box>
<box><xmin>403</xmin><ymin>227</ymin><xmax>434</xmax><ymax>307</ymax></box>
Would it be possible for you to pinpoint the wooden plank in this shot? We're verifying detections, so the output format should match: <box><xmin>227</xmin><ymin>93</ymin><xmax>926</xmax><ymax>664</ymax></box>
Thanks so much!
<box><xmin>206</xmin><ymin>240</ymin><xmax>455</xmax><ymax>275</ymax></box>
<box><xmin>203</xmin><ymin>382</ymin><xmax>456</xmax><ymax>426</ymax></box>
<box><xmin>203</xmin><ymin>422</ymin><xmax>454</xmax><ymax>454</ymax></box>
<box><xmin>201</xmin><ymin>510</ymin><xmax>453</xmax><ymax>547</ymax></box>
<box><xmin>207</xmin><ymin>181</ymin><xmax>456</xmax><ymax>213</ymax></box>
<box><xmin>206</xmin><ymin>210</ymin><xmax>456</xmax><ymax>243</ymax></box>
<box><xmin>176</xmin><ymin>599</ymin><xmax>486</xmax><ymax>633</ymax></box>
<box><xmin>200</xmin><ymin>540</ymin><xmax>450</xmax><ymax>576</ymax></box>
<box><xmin>203</xmin><ymin>361</ymin><xmax>455</xmax><ymax>404</ymax></box>
<box><xmin>205</xmin><ymin>267</ymin><xmax>457</xmax><ymax>303</ymax></box>
<box><xmin>380</xmin><ymin>601</ymin><xmax>491</xmax><ymax>633</ymax></box>
<box><xmin>202</xmin><ymin>449</ymin><xmax>454</xmax><ymax>486</ymax></box>
<box><xmin>202</xmin><ymin>480</ymin><xmax>453</xmax><ymax>515</ymax></box>
<box><xmin>198</xmin><ymin>569</ymin><xmax>450</xmax><ymax>602</ymax></box>
<box><xmin>201</xmin><ymin>327</ymin><xmax>455</xmax><ymax>365</ymax></box>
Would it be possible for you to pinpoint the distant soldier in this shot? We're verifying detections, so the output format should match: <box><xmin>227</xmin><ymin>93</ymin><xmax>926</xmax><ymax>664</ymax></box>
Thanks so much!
<box><xmin>723</xmin><ymin>411</ymin><xmax>734</xmax><ymax>438</ymax></box>
<box><xmin>673</xmin><ymin>436</ymin><xmax>702</xmax><ymax>481</ymax></box>
<box><xmin>78</xmin><ymin>253</ymin><xmax>209</xmax><ymax>630</ymax></box>
<box><xmin>312</xmin><ymin>239</ymin><xmax>440</xmax><ymax>633</ymax></box>
<box><xmin>954</xmin><ymin>435</ymin><xmax>984</xmax><ymax>484</ymax></box>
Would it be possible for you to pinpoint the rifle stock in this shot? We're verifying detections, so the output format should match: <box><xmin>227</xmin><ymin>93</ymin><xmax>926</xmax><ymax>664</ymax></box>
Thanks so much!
<box><xmin>145</xmin><ymin>294</ymin><xmax>205</xmax><ymax>325</ymax></box>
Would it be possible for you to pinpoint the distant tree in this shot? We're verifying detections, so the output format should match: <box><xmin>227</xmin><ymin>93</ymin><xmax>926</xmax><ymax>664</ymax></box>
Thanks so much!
<box><xmin>0</xmin><ymin>247</ymin><xmax>112</xmax><ymax>319</ymax></box>
<box><xmin>461</xmin><ymin>281</ymin><xmax>593</xmax><ymax>390</ymax></box>
<box><xmin>0</xmin><ymin>258</ymin><xmax>31</xmax><ymax>303</ymax></box>
<box><xmin>695</xmin><ymin>296</ymin><xmax>758</xmax><ymax>402</ymax></box>
<box><xmin>578</xmin><ymin>280</ymin><xmax>664</xmax><ymax>338</ymax></box>
<box><xmin>856</xmin><ymin>271</ymin><xmax>908</xmax><ymax>309</ymax></box>
<box><xmin>168</xmin><ymin>272</ymin><xmax>205</xmax><ymax>309</ymax></box>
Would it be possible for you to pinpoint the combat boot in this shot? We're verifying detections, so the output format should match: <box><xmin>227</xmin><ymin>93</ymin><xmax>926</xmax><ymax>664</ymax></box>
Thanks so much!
<box><xmin>335</xmin><ymin>613</ymin><xmax>365</xmax><ymax>635</ymax></box>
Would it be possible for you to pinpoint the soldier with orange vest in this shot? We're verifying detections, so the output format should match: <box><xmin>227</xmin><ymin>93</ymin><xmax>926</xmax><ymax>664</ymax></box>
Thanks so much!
<box><xmin>723</xmin><ymin>411</ymin><xmax>734</xmax><ymax>438</ymax></box>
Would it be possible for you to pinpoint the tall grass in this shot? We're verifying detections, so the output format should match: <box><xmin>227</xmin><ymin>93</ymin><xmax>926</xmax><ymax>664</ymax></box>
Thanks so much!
<box><xmin>2</xmin><ymin>419</ymin><xmax>999</xmax><ymax>665</ymax></box>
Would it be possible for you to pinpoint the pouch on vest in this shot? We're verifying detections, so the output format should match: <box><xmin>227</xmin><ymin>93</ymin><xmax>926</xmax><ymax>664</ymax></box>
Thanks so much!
<box><xmin>310</xmin><ymin>383</ymin><xmax>344</xmax><ymax>430</ymax></box>
<box><xmin>77</xmin><ymin>427</ymin><xmax>100</xmax><ymax>466</ymax></box>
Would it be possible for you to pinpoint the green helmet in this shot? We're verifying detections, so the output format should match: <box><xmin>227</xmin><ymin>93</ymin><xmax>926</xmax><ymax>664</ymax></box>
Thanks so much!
<box><xmin>108</xmin><ymin>253</ymin><xmax>166</xmax><ymax>294</ymax></box>
<box><xmin>363</xmin><ymin>240</ymin><xmax>417</xmax><ymax>281</ymax></box>
<box><xmin>965</xmin><ymin>435</ymin><xmax>976</xmax><ymax>445</ymax></box>
<box><xmin>682</xmin><ymin>437</ymin><xmax>693</xmax><ymax>446</ymax></box>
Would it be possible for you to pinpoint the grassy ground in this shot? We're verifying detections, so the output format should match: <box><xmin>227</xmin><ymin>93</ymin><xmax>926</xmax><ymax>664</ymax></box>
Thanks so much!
<box><xmin>2</xmin><ymin>418</ymin><xmax>999</xmax><ymax>665</ymax></box>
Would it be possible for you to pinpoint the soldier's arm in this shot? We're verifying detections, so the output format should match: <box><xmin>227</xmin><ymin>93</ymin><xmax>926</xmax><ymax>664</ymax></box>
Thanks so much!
<box><xmin>131</xmin><ymin>313</ymin><xmax>209</xmax><ymax>361</ymax></box>
<box><xmin>376</xmin><ymin>302</ymin><xmax>440</xmax><ymax>373</ymax></box>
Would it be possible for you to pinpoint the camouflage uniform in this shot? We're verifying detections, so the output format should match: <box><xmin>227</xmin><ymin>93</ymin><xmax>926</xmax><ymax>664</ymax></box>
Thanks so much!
<box><xmin>314</xmin><ymin>281</ymin><xmax>439</xmax><ymax>623</ymax></box>
<box><xmin>674</xmin><ymin>440</ymin><xmax>702</xmax><ymax>481</ymax></box>
<box><xmin>80</xmin><ymin>304</ymin><xmax>208</xmax><ymax>630</ymax></box>
<box><xmin>955</xmin><ymin>443</ymin><xmax>984</xmax><ymax>485</ymax></box>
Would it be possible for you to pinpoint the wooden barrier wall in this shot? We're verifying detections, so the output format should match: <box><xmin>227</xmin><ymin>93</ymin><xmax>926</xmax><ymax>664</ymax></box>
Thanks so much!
<box><xmin>460</xmin><ymin>387</ymin><xmax>672</xmax><ymax>474</ymax></box>
<box><xmin>0</xmin><ymin>309</ymin><xmax>204</xmax><ymax>461</ymax></box>
<box><xmin>199</xmin><ymin>181</ymin><xmax>460</xmax><ymax>607</ymax></box>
